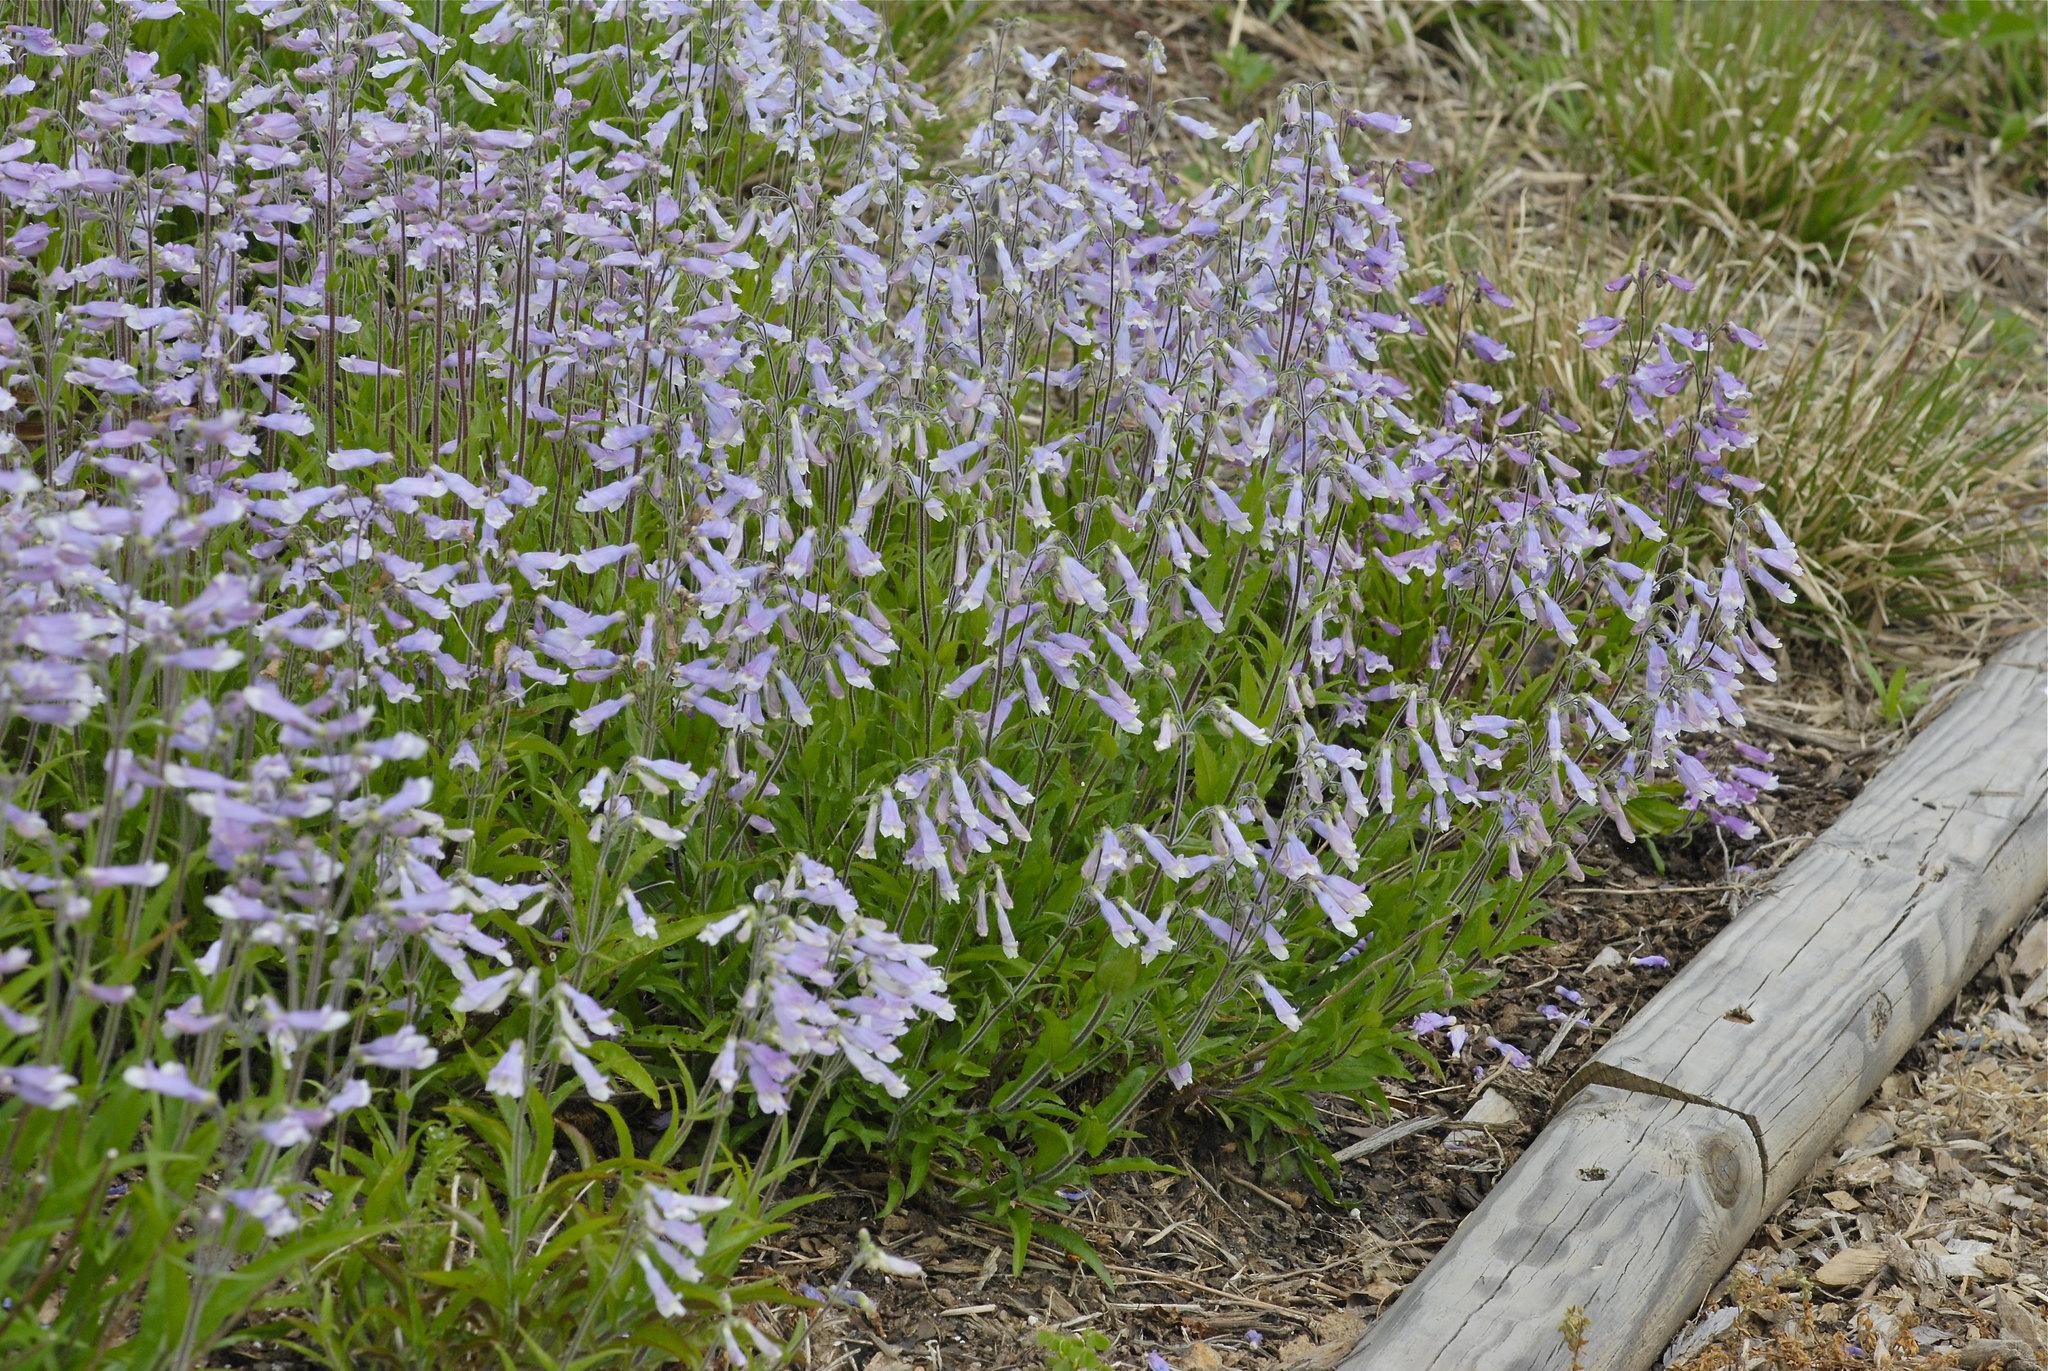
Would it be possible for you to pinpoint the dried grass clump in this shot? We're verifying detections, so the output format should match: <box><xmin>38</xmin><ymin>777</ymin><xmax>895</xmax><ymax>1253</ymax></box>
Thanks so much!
<box><xmin>1748</xmin><ymin>303</ymin><xmax>2047</xmax><ymax>656</ymax></box>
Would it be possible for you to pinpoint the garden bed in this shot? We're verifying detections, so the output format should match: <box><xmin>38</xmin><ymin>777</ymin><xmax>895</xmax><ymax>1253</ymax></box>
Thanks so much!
<box><xmin>789</xmin><ymin>640</ymin><xmax>2045</xmax><ymax>1371</ymax></box>
<box><xmin>1</xmin><ymin>2</ymin><xmax>2041</xmax><ymax>1367</ymax></box>
<box><xmin>738</xmin><ymin>5</ymin><xmax>2048</xmax><ymax>1366</ymax></box>
<box><xmin>787</xmin><ymin>653</ymin><xmax>1890</xmax><ymax>1371</ymax></box>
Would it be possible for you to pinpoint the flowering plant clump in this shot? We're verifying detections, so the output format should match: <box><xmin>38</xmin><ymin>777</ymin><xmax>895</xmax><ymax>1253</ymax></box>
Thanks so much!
<box><xmin>0</xmin><ymin>0</ymin><xmax>1798</xmax><ymax>1362</ymax></box>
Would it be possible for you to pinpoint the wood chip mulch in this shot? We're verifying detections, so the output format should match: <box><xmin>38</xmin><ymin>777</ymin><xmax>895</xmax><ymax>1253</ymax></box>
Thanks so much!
<box><xmin>1662</xmin><ymin>905</ymin><xmax>2048</xmax><ymax>1371</ymax></box>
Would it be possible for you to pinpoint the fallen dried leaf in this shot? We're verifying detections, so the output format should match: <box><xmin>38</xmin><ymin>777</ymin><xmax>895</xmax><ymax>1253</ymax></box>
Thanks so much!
<box><xmin>1664</xmin><ymin>1305</ymin><xmax>1743</xmax><ymax>1362</ymax></box>
<box><xmin>2014</xmin><ymin>922</ymin><xmax>2048</xmax><ymax>979</ymax></box>
<box><xmin>1814</xmin><ymin>1247</ymin><xmax>1888</xmax><ymax>1287</ymax></box>
<box><xmin>1935</xmin><ymin>1238</ymin><xmax>1993</xmax><ymax>1280</ymax></box>
<box><xmin>1839</xmin><ymin>1112</ymin><xmax>1895</xmax><ymax>1152</ymax></box>
<box><xmin>1954</xmin><ymin>1338</ymin><xmax>2039</xmax><ymax>1370</ymax></box>
<box><xmin>1996</xmin><ymin>1288</ymin><xmax>2048</xmax><ymax>1354</ymax></box>
<box><xmin>1462</xmin><ymin>1089</ymin><xmax>1520</xmax><ymax>1127</ymax></box>
<box><xmin>1276</xmin><ymin>1310</ymin><xmax>1368</xmax><ymax>1371</ymax></box>
<box><xmin>2022</xmin><ymin>970</ymin><xmax>2048</xmax><ymax>1013</ymax></box>
<box><xmin>1446</xmin><ymin>1089</ymin><xmax>1520</xmax><ymax>1147</ymax></box>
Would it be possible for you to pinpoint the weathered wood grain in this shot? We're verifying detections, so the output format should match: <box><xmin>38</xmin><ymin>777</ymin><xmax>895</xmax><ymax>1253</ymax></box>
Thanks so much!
<box><xmin>1338</xmin><ymin>1084</ymin><xmax>1762</xmax><ymax>1371</ymax></box>
<box><xmin>1570</xmin><ymin>630</ymin><xmax>2048</xmax><ymax>1211</ymax></box>
<box><xmin>1341</xmin><ymin>631</ymin><xmax>2048</xmax><ymax>1371</ymax></box>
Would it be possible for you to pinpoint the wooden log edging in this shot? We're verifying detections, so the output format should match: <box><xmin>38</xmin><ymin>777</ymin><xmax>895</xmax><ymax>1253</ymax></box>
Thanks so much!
<box><xmin>1342</xmin><ymin>629</ymin><xmax>2048</xmax><ymax>1371</ymax></box>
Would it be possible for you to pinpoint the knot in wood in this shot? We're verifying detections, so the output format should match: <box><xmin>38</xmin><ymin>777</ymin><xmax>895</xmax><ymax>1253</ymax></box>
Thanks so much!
<box><xmin>1700</xmin><ymin>1134</ymin><xmax>1744</xmax><ymax>1210</ymax></box>
<box><xmin>1868</xmin><ymin>990</ymin><xmax>1892</xmax><ymax>1042</ymax></box>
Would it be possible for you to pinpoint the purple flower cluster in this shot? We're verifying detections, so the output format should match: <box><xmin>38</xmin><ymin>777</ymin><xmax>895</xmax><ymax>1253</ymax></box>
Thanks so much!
<box><xmin>705</xmin><ymin>857</ymin><xmax>952</xmax><ymax>1112</ymax></box>
<box><xmin>0</xmin><ymin>0</ymin><xmax>1800</xmax><ymax>1350</ymax></box>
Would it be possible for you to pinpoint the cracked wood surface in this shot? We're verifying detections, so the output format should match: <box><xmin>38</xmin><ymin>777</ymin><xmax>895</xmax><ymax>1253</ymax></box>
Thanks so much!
<box><xmin>1336</xmin><ymin>1084</ymin><xmax>1763</xmax><ymax>1371</ymax></box>
<box><xmin>1341</xmin><ymin>630</ymin><xmax>2048</xmax><ymax>1370</ymax></box>
<box><xmin>1567</xmin><ymin>630</ymin><xmax>2048</xmax><ymax>1213</ymax></box>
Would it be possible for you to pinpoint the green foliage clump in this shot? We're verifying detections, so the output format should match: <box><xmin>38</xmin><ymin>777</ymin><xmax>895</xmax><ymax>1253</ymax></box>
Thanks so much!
<box><xmin>1538</xmin><ymin>1</ymin><xmax>1929</xmax><ymax>257</ymax></box>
